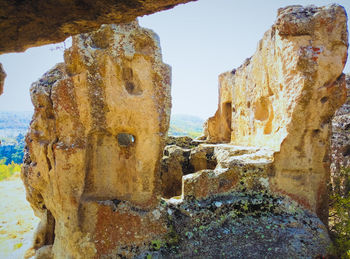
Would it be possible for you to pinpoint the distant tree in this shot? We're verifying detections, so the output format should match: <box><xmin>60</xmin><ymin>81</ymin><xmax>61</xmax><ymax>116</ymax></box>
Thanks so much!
<box><xmin>16</xmin><ymin>133</ymin><xmax>25</xmax><ymax>144</ymax></box>
<box><xmin>329</xmin><ymin>167</ymin><xmax>350</xmax><ymax>258</ymax></box>
<box><xmin>0</xmin><ymin>160</ymin><xmax>21</xmax><ymax>181</ymax></box>
<box><xmin>0</xmin><ymin>133</ymin><xmax>25</xmax><ymax>164</ymax></box>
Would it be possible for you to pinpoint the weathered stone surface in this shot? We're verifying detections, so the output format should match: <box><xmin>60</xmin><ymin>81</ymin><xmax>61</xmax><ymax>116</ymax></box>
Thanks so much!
<box><xmin>161</xmin><ymin>145</ymin><xmax>191</xmax><ymax>198</ymax></box>
<box><xmin>180</xmin><ymin>144</ymin><xmax>273</xmax><ymax>200</ymax></box>
<box><xmin>162</xmin><ymin>192</ymin><xmax>331</xmax><ymax>259</ymax></box>
<box><xmin>189</xmin><ymin>144</ymin><xmax>217</xmax><ymax>172</ymax></box>
<box><xmin>205</xmin><ymin>4</ymin><xmax>348</xmax><ymax>223</ymax></box>
<box><xmin>160</xmin><ymin>140</ymin><xmax>217</xmax><ymax>198</ymax></box>
<box><xmin>165</xmin><ymin>135</ymin><xmax>200</xmax><ymax>148</ymax></box>
<box><xmin>174</xmin><ymin>4</ymin><xmax>348</xmax><ymax>252</ymax></box>
<box><xmin>161</xmin><ymin>140</ymin><xmax>330</xmax><ymax>258</ymax></box>
<box><xmin>331</xmin><ymin>74</ymin><xmax>350</xmax><ymax>196</ymax></box>
<box><xmin>205</xmin><ymin>72</ymin><xmax>234</xmax><ymax>143</ymax></box>
<box><xmin>21</xmin><ymin>4</ymin><xmax>346</xmax><ymax>258</ymax></box>
<box><xmin>183</xmin><ymin>169</ymin><xmax>238</xmax><ymax>200</ymax></box>
<box><xmin>79</xmin><ymin>200</ymin><xmax>168</xmax><ymax>258</ymax></box>
<box><xmin>0</xmin><ymin>0</ymin><xmax>195</xmax><ymax>54</ymax></box>
<box><xmin>22</xmin><ymin>21</ymin><xmax>171</xmax><ymax>258</ymax></box>
<box><xmin>0</xmin><ymin>63</ymin><xmax>5</xmax><ymax>95</ymax></box>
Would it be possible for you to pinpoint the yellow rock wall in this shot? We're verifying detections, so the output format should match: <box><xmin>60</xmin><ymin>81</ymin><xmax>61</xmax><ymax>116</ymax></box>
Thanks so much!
<box><xmin>206</xmin><ymin>4</ymin><xmax>348</xmax><ymax>223</ymax></box>
<box><xmin>22</xmin><ymin>21</ymin><xmax>171</xmax><ymax>258</ymax></box>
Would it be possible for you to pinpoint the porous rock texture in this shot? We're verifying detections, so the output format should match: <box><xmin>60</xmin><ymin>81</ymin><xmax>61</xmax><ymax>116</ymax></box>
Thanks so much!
<box><xmin>205</xmin><ymin>4</ymin><xmax>348</xmax><ymax>224</ymax></box>
<box><xmin>331</xmin><ymin>74</ymin><xmax>350</xmax><ymax>196</ymax></box>
<box><xmin>0</xmin><ymin>0</ymin><xmax>195</xmax><ymax>54</ymax></box>
<box><xmin>22</xmin><ymin>21</ymin><xmax>171</xmax><ymax>258</ymax></box>
<box><xmin>158</xmin><ymin>139</ymin><xmax>331</xmax><ymax>258</ymax></box>
<box><xmin>0</xmin><ymin>63</ymin><xmax>5</xmax><ymax>95</ymax></box>
<box><xmin>22</xmin><ymin>4</ymin><xmax>348</xmax><ymax>259</ymax></box>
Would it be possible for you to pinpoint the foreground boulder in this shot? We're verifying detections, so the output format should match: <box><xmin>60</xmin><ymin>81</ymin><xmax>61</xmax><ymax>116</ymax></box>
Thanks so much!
<box><xmin>158</xmin><ymin>140</ymin><xmax>331</xmax><ymax>258</ymax></box>
<box><xmin>22</xmin><ymin>21</ymin><xmax>171</xmax><ymax>258</ymax></box>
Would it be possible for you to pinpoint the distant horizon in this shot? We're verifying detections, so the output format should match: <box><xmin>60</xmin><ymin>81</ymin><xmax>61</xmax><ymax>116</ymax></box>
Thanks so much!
<box><xmin>0</xmin><ymin>110</ymin><xmax>208</xmax><ymax>120</ymax></box>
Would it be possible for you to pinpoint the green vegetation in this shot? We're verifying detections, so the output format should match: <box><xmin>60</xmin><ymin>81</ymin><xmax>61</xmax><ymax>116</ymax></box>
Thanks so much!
<box><xmin>0</xmin><ymin>159</ymin><xmax>21</xmax><ymax>181</ymax></box>
<box><xmin>0</xmin><ymin>112</ymin><xmax>204</xmax><ymax>165</ymax></box>
<box><xmin>329</xmin><ymin>167</ymin><xmax>350</xmax><ymax>259</ymax></box>
<box><xmin>150</xmin><ymin>240</ymin><xmax>165</xmax><ymax>251</ymax></box>
<box><xmin>0</xmin><ymin>111</ymin><xmax>31</xmax><ymax>165</ymax></box>
<box><xmin>13</xmin><ymin>243</ymin><xmax>23</xmax><ymax>250</ymax></box>
<box><xmin>0</xmin><ymin>112</ymin><xmax>204</xmax><ymax>181</ymax></box>
<box><xmin>0</xmin><ymin>133</ymin><xmax>25</xmax><ymax>164</ymax></box>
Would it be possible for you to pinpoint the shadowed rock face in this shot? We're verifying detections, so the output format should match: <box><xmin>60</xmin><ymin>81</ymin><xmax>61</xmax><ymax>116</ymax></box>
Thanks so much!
<box><xmin>331</xmin><ymin>74</ymin><xmax>350</xmax><ymax>196</ymax></box>
<box><xmin>0</xmin><ymin>63</ymin><xmax>5</xmax><ymax>95</ymax></box>
<box><xmin>205</xmin><ymin>4</ymin><xmax>348</xmax><ymax>224</ymax></box>
<box><xmin>22</xmin><ymin>21</ymin><xmax>171</xmax><ymax>258</ymax></box>
<box><xmin>0</xmin><ymin>0</ymin><xmax>195</xmax><ymax>54</ymax></box>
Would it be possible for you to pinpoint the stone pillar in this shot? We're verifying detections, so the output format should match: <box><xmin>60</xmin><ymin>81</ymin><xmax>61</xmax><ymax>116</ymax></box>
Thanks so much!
<box><xmin>22</xmin><ymin>21</ymin><xmax>171</xmax><ymax>258</ymax></box>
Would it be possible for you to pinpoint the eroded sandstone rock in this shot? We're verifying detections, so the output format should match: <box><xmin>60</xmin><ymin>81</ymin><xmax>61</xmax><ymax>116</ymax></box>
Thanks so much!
<box><xmin>22</xmin><ymin>4</ymin><xmax>347</xmax><ymax>258</ymax></box>
<box><xmin>205</xmin><ymin>4</ymin><xmax>348</xmax><ymax>224</ymax></box>
<box><xmin>161</xmin><ymin>139</ymin><xmax>330</xmax><ymax>258</ymax></box>
<box><xmin>0</xmin><ymin>63</ymin><xmax>5</xmax><ymax>95</ymax></box>
<box><xmin>165</xmin><ymin>135</ymin><xmax>200</xmax><ymax>149</ymax></box>
<box><xmin>331</xmin><ymin>74</ymin><xmax>350</xmax><ymax>196</ymax></box>
<box><xmin>160</xmin><ymin>139</ymin><xmax>217</xmax><ymax>198</ymax></box>
<box><xmin>22</xmin><ymin>21</ymin><xmax>171</xmax><ymax>258</ymax></box>
<box><xmin>161</xmin><ymin>145</ymin><xmax>192</xmax><ymax>198</ymax></box>
<box><xmin>0</xmin><ymin>0</ymin><xmax>195</xmax><ymax>54</ymax></box>
<box><xmin>163</xmin><ymin>191</ymin><xmax>330</xmax><ymax>258</ymax></box>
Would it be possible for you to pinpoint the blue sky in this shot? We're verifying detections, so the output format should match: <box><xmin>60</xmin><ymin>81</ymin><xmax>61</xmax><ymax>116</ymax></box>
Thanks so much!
<box><xmin>0</xmin><ymin>0</ymin><xmax>349</xmax><ymax>119</ymax></box>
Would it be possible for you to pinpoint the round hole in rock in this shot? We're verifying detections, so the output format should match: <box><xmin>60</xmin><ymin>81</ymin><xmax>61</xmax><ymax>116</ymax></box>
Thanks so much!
<box><xmin>117</xmin><ymin>133</ymin><xmax>135</xmax><ymax>147</ymax></box>
<box><xmin>320</xmin><ymin>96</ymin><xmax>328</xmax><ymax>103</ymax></box>
<box><xmin>125</xmin><ymin>81</ymin><xmax>143</xmax><ymax>95</ymax></box>
<box><xmin>342</xmin><ymin>144</ymin><xmax>350</xmax><ymax>157</ymax></box>
<box><xmin>125</xmin><ymin>81</ymin><xmax>136</xmax><ymax>93</ymax></box>
<box><xmin>311</xmin><ymin>129</ymin><xmax>321</xmax><ymax>137</ymax></box>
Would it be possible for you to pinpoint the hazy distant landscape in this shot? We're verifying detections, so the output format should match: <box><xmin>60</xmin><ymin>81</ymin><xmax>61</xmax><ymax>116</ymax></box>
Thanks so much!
<box><xmin>169</xmin><ymin>114</ymin><xmax>205</xmax><ymax>138</ymax></box>
<box><xmin>0</xmin><ymin>112</ymin><xmax>31</xmax><ymax>165</ymax></box>
<box><xmin>0</xmin><ymin>111</ymin><xmax>204</xmax><ymax>165</ymax></box>
<box><xmin>0</xmin><ymin>111</ymin><xmax>32</xmax><ymax>138</ymax></box>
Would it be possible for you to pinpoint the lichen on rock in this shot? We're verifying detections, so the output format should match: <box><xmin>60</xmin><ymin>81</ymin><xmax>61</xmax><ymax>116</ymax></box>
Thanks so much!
<box><xmin>22</xmin><ymin>3</ymin><xmax>349</xmax><ymax>259</ymax></box>
<box><xmin>331</xmin><ymin>74</ymin><xmax>350</xmax><ymax>196</ymax></box>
